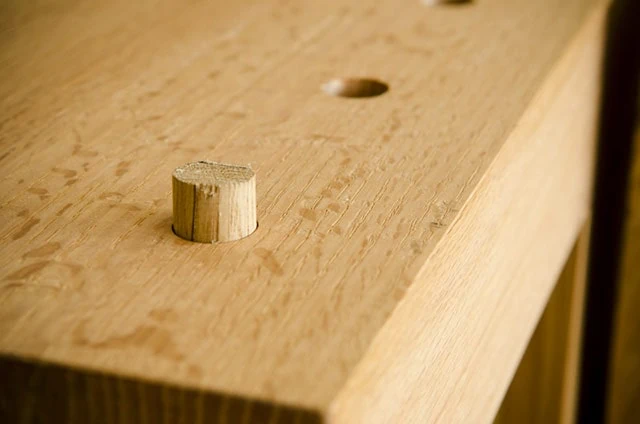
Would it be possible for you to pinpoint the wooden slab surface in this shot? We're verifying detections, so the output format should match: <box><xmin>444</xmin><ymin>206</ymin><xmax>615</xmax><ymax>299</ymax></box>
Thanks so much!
<box><xmin>0</xmin><ymin>0</ymin><xmax>602</xmax><ymax>421</ymax></box>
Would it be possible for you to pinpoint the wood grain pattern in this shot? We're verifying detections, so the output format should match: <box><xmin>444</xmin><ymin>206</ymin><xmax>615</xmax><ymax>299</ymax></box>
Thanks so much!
<box><xmin>328</xmin><ymin>6</ymin><xmax>603</xmax><ymax>421</ymax></box>
<box><xmin>608</xmin><ymin>125</ymin><xmax>640</xmax><ymax>424</ymax></box>
<box><xmin>0</xmin><ymin>0</ymin><xmax>602</xmax><ymax>421</ymax></box>
<box><xmin>560</xmin><ymin>223</ymin><xmax>591</xmax><ymax>424</ymax></box>
<box><xmin>494</xmin><ymin>225</ymin><xmax>590</xmax><ymax>424</ymax></box>
<box><xmin>1</xmin><ymin>355</ymin><xmax>321</xmax><ymax>424</ymax></box>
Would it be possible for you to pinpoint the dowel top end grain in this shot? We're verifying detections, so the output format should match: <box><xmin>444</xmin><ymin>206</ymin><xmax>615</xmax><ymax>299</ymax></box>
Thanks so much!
<box><xmin>172</xmin><ymin>161</ymin><xmax>257</xmax><ymax>243</ymax></box>
<box><xmin>172</xmin><ymin>160</ymin><xmax>255</xmax><ymax>186</ymax></box>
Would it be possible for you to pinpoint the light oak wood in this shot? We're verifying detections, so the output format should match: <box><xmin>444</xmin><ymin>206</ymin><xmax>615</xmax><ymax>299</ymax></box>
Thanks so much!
<box><xmin>1</xmin><ymin>356</ymin><xmax>322</xmax><ymax>424</ymax></box>
<box><xmin>560</xmin><ymin>222</ymin><xmax>590</xmax><ymax>424</ymax></box>
<box><xmin>608</xmin><ymin>125</ymin><xmax>640</xmax><ymax>424</ymax></box>
<box><xmin>329</xmin><ymin>5</ymin><xmax>603</xmax><ymax>421</ymax></box>
<box><xmin>0</xmin><ymin>0</ymin><xmax>603</xmax><ymax>422</ymax></box>
<box><xmin>172</xmin><ymin>161</ymin><xmax>256</xmax><ymax>243</ymax></box>
<box><xmin>494</xmin><ymin>224</ymin><xmax>590</xmax><ymax>424</ymax></box>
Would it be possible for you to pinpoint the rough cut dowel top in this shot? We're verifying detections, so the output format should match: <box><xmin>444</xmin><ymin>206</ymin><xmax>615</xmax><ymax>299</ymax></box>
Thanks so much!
<box><xmin>172</xmin><ymin>161</ymin><xmax>257</xmax><ymax>243</ymax></box>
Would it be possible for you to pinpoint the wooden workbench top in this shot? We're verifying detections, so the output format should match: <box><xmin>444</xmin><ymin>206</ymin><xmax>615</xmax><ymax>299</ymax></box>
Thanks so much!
<box><xmin>0</xmin><ymin>0</ymin><xmax>603</xmax><ymax>422</ymax></box>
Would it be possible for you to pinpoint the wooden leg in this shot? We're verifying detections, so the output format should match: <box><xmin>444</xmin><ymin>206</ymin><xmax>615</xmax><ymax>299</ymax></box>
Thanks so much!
<box><xmin>606</xmin><ymin>126</ymin><xmax>640</xmax><ymax>424</ymax></box>
<box><xmin>578</xmin><ymin>1</ymin><xmax>640</xmax><ymax>421</ymax></box>
<box><xmin>494</xmin><ymin>225</ymin><xmax>590</xmax><ymax>424</ymax></box>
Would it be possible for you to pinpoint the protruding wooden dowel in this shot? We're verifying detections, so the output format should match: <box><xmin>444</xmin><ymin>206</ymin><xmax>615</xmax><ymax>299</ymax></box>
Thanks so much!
<box><xmin>172</xmin><ymin>161</ymin><xmax>256</xmax><ymax>243</ymax></box>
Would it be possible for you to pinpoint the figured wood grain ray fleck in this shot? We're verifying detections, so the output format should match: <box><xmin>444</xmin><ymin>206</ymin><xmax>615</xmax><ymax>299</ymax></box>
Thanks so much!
<box><xmin>0</xmin><ymin>0</ymin><xmax>601</xmax><ymax>421</ymax></box>
<box><xmin>330</xmin><ymin>4</ymin><xmax>603</xmax><ymax>421</ymax></box>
